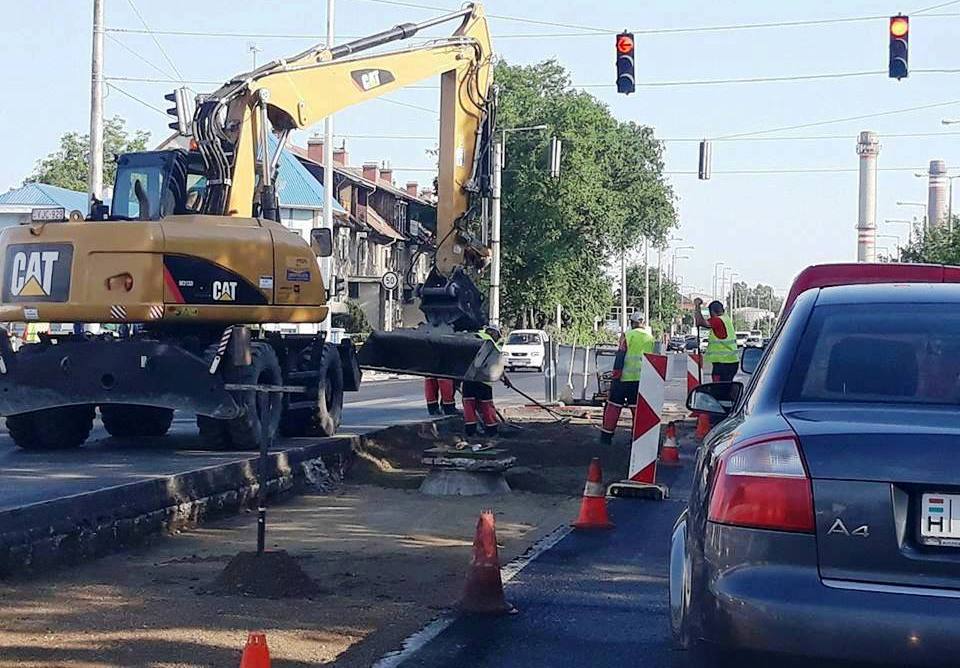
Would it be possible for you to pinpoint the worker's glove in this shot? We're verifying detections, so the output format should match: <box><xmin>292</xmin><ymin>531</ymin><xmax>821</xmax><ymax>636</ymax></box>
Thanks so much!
<box><xmin>611</xmin><ymin>369</ymin><xmax>622</xmax><ymax>380</ymax></box>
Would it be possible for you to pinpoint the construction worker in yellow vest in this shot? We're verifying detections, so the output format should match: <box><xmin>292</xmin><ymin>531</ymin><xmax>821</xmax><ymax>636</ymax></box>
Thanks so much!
<box><xmin>600</xmin><ymin>312</ymin><xmax>655</xmax><ymax>444</ymax></box>
<box><xmin>694</xmin><ymin>298</ymin><xmax>740</xmax><ymax>382</ymax></box>
<box><xmin>462</xmin><ymin>324</ymin><xmax>502</xmax><ymax>437</ymax></box>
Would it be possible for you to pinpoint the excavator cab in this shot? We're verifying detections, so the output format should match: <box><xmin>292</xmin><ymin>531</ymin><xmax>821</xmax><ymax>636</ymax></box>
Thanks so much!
<box><xmin>104</xmin><ymin>150</ymin><xmax>205</xmax><ymax>222</ymax></box>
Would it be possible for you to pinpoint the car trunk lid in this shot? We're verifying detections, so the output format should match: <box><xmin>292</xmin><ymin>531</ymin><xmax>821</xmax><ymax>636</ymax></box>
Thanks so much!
<box><xmin>785</xmin><ymin>404</ymin><xmax>960</xmax><ymax>590</ymax></box>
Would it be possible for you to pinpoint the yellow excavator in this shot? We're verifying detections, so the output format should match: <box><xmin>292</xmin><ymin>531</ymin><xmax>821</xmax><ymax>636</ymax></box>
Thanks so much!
<box><xmin>0</xmin><ymin>4</ymin><xmax>501</xmax><ymax>450</ymax></box>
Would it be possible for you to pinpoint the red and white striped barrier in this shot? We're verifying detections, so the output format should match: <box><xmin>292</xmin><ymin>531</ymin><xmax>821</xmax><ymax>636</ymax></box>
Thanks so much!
<box><xmin>609</xmin><ymin>353</ymin><xmax>668</xmax><ymax>500</ymax></box>
<box><xmin>687</xmin><ymin>352</ymin><xmax>702</xmax><ymax>395</ymax></box>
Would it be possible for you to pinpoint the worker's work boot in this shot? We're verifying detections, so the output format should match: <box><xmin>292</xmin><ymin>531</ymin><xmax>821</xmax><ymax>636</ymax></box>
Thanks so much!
<box><xmin>441</xmin><ymin>403</ymin><xmax>461</xmax><ymax>416</ymax></box>
<box><xmin>426</xmin><ymin>402</ymin><xmax>442</xmax><ymax>416</ymax></box>
<box><xmin>599</xmin><ymin>431</ymin><xmax>614</xmax><ymax>445</ymax></box>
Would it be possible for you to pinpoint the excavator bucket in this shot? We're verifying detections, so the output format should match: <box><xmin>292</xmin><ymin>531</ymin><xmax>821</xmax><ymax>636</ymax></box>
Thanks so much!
<box><xmin>357</xmin><ymin>325</ymin><xmax>504</xmax><ymax>383</ymax></box>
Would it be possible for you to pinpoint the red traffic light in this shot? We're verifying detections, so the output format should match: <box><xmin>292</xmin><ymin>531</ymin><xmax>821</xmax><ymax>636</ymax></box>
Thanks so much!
<box><xmin>616</xmin><ymin>33</ymin><xmax>634</xmax><ymax>54</ymax></box>
<box><xmin>890</xmin><ymin>16</ymin><xmax>909</xmax><ymax>37</ymax></box>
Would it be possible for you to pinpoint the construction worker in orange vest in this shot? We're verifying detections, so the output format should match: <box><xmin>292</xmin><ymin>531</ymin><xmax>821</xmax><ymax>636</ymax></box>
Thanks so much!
<box><xmin>600</xmin><ymin>312</ymin><xmax>655</xmax><ymax>444</ymax></box>
<box><xmin>462</xmin><ymin>324</ymin><xmax>502</xmax><ymax>437</ymax></box>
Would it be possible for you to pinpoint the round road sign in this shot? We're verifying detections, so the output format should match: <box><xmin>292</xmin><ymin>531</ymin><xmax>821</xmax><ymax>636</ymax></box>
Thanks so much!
<box><xmin>381</xmin><ymin>271</ymin><xmax>400</xmax><ymax>291</ymax></box>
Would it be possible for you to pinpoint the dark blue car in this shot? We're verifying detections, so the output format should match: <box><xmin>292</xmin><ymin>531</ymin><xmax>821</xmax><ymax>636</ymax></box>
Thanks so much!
<box><xmin>672</xmin><ymin>276</ymin><xmax>960</xmax><ymax>666</ymax></box>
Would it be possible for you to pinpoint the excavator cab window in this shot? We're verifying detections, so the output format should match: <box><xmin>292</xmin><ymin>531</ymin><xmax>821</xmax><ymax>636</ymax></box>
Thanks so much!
<box><xmin>111</xmin><ymin>150</ymin><xmax>205</xmax><ymax>221</ymax></box>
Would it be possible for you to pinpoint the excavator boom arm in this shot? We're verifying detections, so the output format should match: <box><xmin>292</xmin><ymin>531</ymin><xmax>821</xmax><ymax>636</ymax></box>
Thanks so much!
<box><xmin>198</xmin><ymin>4</ymin><xmax>493</xmax><ymax>277</ymax></box>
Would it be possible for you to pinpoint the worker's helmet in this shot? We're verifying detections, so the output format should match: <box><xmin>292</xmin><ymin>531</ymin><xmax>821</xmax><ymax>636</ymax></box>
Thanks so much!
<box><xmin>629</xmin><ymin>311</ymin><xmax>645</xmax><ymax>324</ymax></box>
<box><xmin>484</xmin><ymin>323</ymin><xmax>502</xmax><ymax>339</ymax></box>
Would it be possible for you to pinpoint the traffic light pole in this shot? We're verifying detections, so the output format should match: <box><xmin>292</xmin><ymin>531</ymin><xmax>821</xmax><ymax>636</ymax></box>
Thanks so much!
<box><xmin>489</xmin><ymin>139</ymin><xmax>503</xmax><ymax>326</ymax></box>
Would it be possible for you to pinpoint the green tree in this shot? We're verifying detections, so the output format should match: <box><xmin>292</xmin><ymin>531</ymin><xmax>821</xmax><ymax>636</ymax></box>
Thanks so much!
<box><xmin>26</xmin><ymin>116</ymin><xmax>150</xmax><ymax>192</ymax></box>
<box><xmin>496</xmin><ymin>60</ymin><xmax>677</xmax><ymax>335</ymax></box>
<box><xmin>729</xmin><ymin>281</ymin><xmax>783</xmax><ymax>315</ymax></box>
<box><xmin>900</xmin><ymin>218</ymin><xmax>960</xmax><ymax>265</ymax></box>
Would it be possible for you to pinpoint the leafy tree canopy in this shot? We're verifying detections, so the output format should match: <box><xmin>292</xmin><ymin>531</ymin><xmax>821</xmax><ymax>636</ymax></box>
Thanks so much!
<box><xmin>26</xmin><ymin>116</ymin><xmax>150</xmax><ymax>193</ymax></box>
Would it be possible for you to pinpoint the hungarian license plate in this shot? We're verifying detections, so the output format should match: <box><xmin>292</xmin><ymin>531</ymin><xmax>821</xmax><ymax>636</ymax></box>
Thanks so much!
<box><xmin>920</xmin><ymin>493</ymin><xmax>960</xmax><ymax>546</ymax></box>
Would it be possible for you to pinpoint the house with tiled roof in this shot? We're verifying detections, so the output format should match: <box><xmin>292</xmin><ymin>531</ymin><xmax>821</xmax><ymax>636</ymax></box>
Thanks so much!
<box><xmin>0</xmin><ymin>183</ymin><xmax>89</xmax><ymax>229</ymax></box>
<box><xmin>293</xmin><ymin>139</ymin><xmax>438</xmax><ymax>331</ymax></box>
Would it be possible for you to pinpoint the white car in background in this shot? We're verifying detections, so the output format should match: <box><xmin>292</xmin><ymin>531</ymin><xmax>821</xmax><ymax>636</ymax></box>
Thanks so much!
<box><xmin>502</xmin><ymin>329</ymin><xmax>548</xmax><ymax>372</ymax></box>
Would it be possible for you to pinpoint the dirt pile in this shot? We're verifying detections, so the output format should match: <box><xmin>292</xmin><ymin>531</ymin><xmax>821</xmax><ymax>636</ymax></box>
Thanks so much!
<box><xmin>205</xmin><ymin>550</ymin><xmax>323</xmax><ymax>599</ymax></box>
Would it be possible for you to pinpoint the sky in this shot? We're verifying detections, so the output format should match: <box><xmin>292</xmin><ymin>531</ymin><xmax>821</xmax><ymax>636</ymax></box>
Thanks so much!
<box><xmin>2</xmin><ymin>0</ymin><xmax>960</xmax><ymax>296</ymax></box>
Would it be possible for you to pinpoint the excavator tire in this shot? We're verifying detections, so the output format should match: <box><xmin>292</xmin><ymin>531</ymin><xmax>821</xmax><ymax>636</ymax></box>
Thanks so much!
<box><xmin>280</xmin><ymin>343</ymin><xmax>344</xmax><ymax>438</ymax></box>
<box><xmin>6</xmin><ymin>406</ymin><xmax>95</xmax><ymax>451</ymax></box>
<box><xmin>100</xmin><ymin>405</ymin><xmax>174</xmax><ymax>439</ymax></box>
<box><xmin>197</xmin><ymin>342</ymin><xmax>283</xmax><ymax>451</ymax></box>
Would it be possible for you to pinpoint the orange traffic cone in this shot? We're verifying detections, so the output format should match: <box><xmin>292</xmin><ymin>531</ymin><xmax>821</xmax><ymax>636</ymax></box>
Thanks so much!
<box><xmin>239</xmin><ymin>632</ymin><xmax>270</xmax><ymax>668</ymax></box>
<box><xmin>459</xmin><ymin>510</ymin><xmax>516</xmax><ymax>615</ymax></box>
<box><xmin>572</xmin><ymin>458</ymin><xmax>614</xmax><ymax>530</ymax></box>
<box><xmin>660</xmin><ymin>422</ymin><xmax>680</xmax><ymax>466</ymax></box>
<box><xmin>695</xmin><ymin>413</ymin><xmax>711</xmax><ymax>440</ymax></box>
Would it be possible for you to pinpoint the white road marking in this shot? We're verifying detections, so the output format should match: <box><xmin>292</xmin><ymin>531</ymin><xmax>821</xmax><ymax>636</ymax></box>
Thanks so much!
<box><xmin>372</xmin><ymin>523</ymin><xmax>573</xmax><ymax>668</ymax></box>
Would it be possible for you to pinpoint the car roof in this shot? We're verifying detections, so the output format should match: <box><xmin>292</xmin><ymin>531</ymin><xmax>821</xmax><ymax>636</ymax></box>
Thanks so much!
<box><xmin>508</xmin><ymin>329</ymin><xmax>544</xmax><ymax>334</ymax></box>
<box><xmin>816</xmin><ymin>282</ymin><xmax>960</xmax><ymax>305</ymax></box>
<box><xmin>784</xmin><ymin>263</ymin><xmax>960</xmax><ymax>313</ymax></box>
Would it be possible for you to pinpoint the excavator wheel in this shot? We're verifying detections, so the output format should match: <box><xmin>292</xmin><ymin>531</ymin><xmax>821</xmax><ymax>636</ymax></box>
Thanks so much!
<box><xmin>100</xmin><ymin>405</ymin><xmax>174</xmax><ymax>439</ymax></box>
<box><xmin>6</xmin><ymin>406</ymin><xmax>95</xmax><ymax>451</ymax></box>
<box><xmin>280</xmin><ymin>343</ymin><xmax>344</xmax><ymax>438</ymax></box>
<box><xmin>197</xmin><ymin>342</ymin><xmax>283</xmax><ymax>451</ymax></box>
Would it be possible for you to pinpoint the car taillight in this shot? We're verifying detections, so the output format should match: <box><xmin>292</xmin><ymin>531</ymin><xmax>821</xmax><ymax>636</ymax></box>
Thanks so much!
<box><xmin>708</xmin><ymin>435</ymin><xmax>814</xmax><ymax>533</ymax></box>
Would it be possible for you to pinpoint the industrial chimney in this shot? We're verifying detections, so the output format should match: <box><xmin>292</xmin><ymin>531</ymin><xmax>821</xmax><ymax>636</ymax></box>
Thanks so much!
<box><xmin>856</xmin><ymin>131</ymin><xmax>880</xmax><ymax>262</ymax></box>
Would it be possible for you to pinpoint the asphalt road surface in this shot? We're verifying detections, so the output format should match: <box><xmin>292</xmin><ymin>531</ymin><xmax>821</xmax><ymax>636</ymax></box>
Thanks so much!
<box><xmin>393</xmin><ymin>351</ymin><xmax>696</xmax><ymax>667</ymax></box>
<box><xmin>403</xmin><ymin>466</ymin><xmax>693</xmax><ymax>668</ymax></box>
<box><xmin>0</xmin><ymin>344</ymin><xmax>609</xmax><ymax>511</ymax></box>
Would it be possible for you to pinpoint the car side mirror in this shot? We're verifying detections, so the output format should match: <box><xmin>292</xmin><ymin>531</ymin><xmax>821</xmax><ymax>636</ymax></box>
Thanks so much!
<box><xmin>687</xmin><ymin>382</ymin><xmax>743</xmax><ymax>416</ymax></box>
<box><xmin>740</xmin><ymin>346</ymin><xmax>764</xmax><ymax>375</ymax></box>
<box><xmin>311</xmin><ymin>228</ymin><xmax>333</xmax><ymax>257</ymax></box>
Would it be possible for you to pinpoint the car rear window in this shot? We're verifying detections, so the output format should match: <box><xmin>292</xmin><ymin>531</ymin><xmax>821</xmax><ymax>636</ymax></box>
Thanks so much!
<box><xmin>783</xmin><ymin>303</ymin><xmax>960</xmax><ymax>405</ymax></box>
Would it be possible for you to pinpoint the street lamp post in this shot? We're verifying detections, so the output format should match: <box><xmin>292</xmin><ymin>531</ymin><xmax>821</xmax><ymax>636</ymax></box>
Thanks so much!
<box><xmin>884</xmin><ymin>218</ymin><xmax>915</xmax><ymax>246</ymax></box>
<box><xmin>897</xmin><ymin>200</ymin><xmax>928</xmax><ymax>232</ymax></box>
<box><xmin>491</xmin><ymin>124</ymin><xmax>550</xmax><ymax>326</ymax></box>
<box><xmin>712</xmin><ymin>262</ymin><xmax>724</xmax><ymax>300</ymax></box>
<box><xmin>877</xmin><ymin>234</ymin><xmax>902</xmax><ymax>260</ymax></box>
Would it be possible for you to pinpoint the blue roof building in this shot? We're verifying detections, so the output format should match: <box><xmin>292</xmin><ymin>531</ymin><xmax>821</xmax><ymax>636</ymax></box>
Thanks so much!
<box><xmin>0</xmin><ymin>183</ymin><xmax>89</xmax><ymax>225</ymax></box>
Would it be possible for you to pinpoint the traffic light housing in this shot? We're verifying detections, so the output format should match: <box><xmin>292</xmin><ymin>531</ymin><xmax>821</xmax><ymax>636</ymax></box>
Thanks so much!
<box><xmin>889</xmin><ymin>15</ymin><xmax>909</xmax><ymax>80</ymax></box>
<box><xmin>616</xmin><ymin>31</ymin><xmax>635</xmax><ymax>95</ymax></box>
<box><xmin>164</xmin><ymin>87</ymin><xmax>196</xmax><ymax>136</ymax></box>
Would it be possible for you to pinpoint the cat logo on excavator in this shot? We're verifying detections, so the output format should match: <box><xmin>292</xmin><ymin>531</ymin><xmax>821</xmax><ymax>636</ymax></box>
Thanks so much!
<box><xmin>3</xmin><ymin>243</ymin><xmax>73</xmax><ymax>302</ymax></box>
<box><xmin>212</xmin><ymin>280</ymin><xmax>238</xmax><ymax>302</ymax></box>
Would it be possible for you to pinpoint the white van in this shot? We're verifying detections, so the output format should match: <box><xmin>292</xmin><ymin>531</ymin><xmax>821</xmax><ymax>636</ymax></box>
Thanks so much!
<box><xmin>502</xmin><ymin>329</ymin><xmax>548</xmax><ymax>372</ymax></box>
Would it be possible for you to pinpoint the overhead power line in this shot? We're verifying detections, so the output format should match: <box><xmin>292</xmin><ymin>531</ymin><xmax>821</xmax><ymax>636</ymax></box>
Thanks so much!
<box><xmin>105</xmin><ymin>33</ymin><xmax>176</xmax><ymax>81</ymax></box>
<box><xmin>105</xmin><ymin>82</ymin><xmax>169</xmax><ymax>116</ymax></box>
<box><xmin>350</xmin><ymin>0</ymin><xmax>960</xmax><ymax>36</ymax></box>
<box><xmin>715</xmin><ymin>98</ymin><xmax>960</xmax><ymax>140</ymax></box>
<box><xmin>913</xmin><ymin>0</ymin><xmax>960</xmax><ymax>14</ymax></box>
<box><xmin>333</xmin><ymin>131</ymin><xmax>960</xmax><ymax>142</ymax></box>
<box><xmin>124</xmin><ymin>0</ymin><xmax>184</xmax><ymax>82</ymax></box>
<box><xmin>105</xmin><ymin>68</ymin><xmax>960</xmax><ymax>93</ymax></box>
<box><xmin>665</xmin><ymin>166</ymin><xmax>928</xmax><ymax>175</ymax></box>
<box><xmin>107</xmin><ymin>9</ymin><xmax>960</xmax><ymax>40</ymax></box>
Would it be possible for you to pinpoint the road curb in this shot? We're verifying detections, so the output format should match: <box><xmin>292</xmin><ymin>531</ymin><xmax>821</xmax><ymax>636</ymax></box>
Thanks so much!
<box><xmin>0</xmin><ymin>436</ymin><xmax>355</xmax><ymax>578</ymax></box>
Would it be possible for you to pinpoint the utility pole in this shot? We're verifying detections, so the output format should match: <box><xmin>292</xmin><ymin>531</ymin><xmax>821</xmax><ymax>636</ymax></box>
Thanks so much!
<box><xmin>620</xmin><ymin>249</ymin><xmax>627</xmax><ymax>333</ymax></box>
<box><xmin>656</xmin><ymin>244</ymin><xmax>662</xmax><ymax>321</ymax></box>
<box><xmin>489</xmin><ymin>140</ymin><xmax>503</xmax><ymax>325</ymax></box>
<box><xmin>248</xmin><ymin>43</ymin><xmax>262</xmax><ymax>68</ymax></box>
<box><xmin>643</xmin><ymin>237</ymin><xmax>650</xmax><ymax>327</ymax></box>
<box><xmin>88</xmin><ymin>0</ymin><xmax>105</xmax><ymax>207</ymax></box>
<box><xmin>492</xmin><ymin>124</ymin><xmax>549</xmax><ymax>325</ymax></box>
<box><xmin>321</xmin><ymin>0</ymin><xmax>335</xmax><ymax>333</ymax></box>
